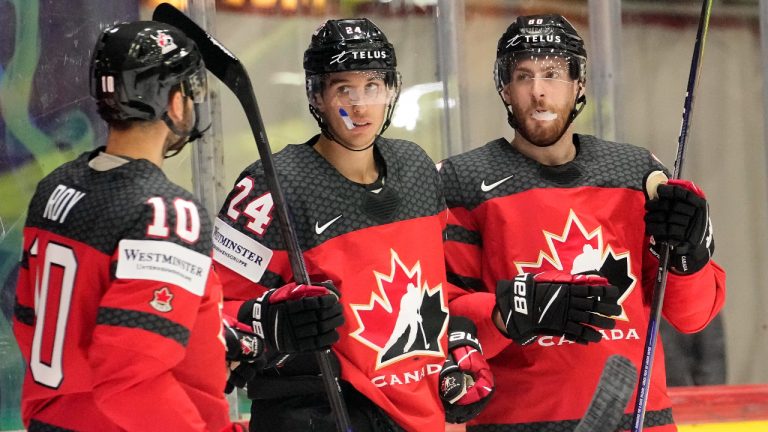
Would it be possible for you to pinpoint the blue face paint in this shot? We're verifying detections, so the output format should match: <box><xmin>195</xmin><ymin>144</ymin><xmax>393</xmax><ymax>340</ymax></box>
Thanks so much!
<box><xmin>339</xmin><ymin>108</ymin><xmax>355</xmax><ymax>130</ymax></box>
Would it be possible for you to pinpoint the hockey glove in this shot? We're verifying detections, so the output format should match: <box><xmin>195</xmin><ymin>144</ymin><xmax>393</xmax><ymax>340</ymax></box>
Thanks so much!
<box><xmin>238</xmin><ymin>282</ymin><xmax>344</xmax><ymax>354</ymax></box>
<box><xmin>223</xmin><ymin>314</ymin><xmax>264</xmax><ymax>363</ymax></box>
<box><xmin>223</xmin><ymin>315</ymin><xmax>264</xmax><ymax>393</ymax></box>
<box><xmin>645</xmin><ymin>179</ymin><xmax>714</xmax><ymax>274</ymax></box>
<box><xmin>495</xmin><ymin>272</ymin><xmax>621</xmax><ymax>345</ymax></box>
<box><xmin>439</xmin><ymin>316</ymin><xmax>494</xmax><ymax>424</ymax></box>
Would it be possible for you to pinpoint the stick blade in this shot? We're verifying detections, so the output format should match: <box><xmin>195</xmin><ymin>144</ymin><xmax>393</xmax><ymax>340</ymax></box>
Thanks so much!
<box><xmin>574</xmin><ymin>355</ymin><xmax>638</xmax><ymax>432</ymax></box>
<box><xmin>152</xmin><ymin>3</ymin><xmax>241</xmax><ymax>85</ymax></box>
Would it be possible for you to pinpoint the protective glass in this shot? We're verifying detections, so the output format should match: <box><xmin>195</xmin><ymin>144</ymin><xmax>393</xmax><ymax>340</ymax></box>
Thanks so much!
<box><xmin>181</xmin><ymin>67</ymin><xmax>208</xmax><ymax>104</ymax></box>
<box><xmin>308</xmin><ymin>70</ymin><xmax>399</xmax><ymax>108</ymax></box>
<box><xmin>495</xmin><ymin>51</ymin><xmax>583</xmax><ymax>92</ymax></box>
<box><xmin>178</xmin><ymin>67</ymin><xmax>211</xmax><ymax>144</ymax></box>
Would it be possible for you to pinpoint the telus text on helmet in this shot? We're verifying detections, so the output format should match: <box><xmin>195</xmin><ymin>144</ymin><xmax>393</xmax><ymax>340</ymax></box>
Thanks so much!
<box><xmin>507</xmin><ymin>34</ymin><xmax>562</xmax><ymax>48</ymax></box>
<box><xmin>329</xmin><ymin>50</ymin><xmax>388</xmax><ymax>64</ymax></box>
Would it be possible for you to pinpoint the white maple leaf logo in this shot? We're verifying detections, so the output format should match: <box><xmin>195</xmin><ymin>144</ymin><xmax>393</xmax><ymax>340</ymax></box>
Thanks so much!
<box><xmin>349</xmin><ymin>249</ymin><xmax>448</xmax><ymax>369</ymax></box>
<box><xmin>514</xmin><ymin>209</ymin><xmax>636</xmax><ymax>320</ymax></box>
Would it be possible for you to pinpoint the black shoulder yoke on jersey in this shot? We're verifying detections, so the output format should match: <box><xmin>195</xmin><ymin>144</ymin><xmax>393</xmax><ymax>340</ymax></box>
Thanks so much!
<box><xmin>440</xmin><ymin>134</ymin><xmax>667</xmax><ymax>211</ymax></box>
<box><xmin>25</xmin><ymin>148</ymin><xmax>212</xmax><ymax>255</ymax></box>
<box><xmin>230</xmin><ymin>136</ymin><xmax>443</xmax><ymax>252</ymax></box>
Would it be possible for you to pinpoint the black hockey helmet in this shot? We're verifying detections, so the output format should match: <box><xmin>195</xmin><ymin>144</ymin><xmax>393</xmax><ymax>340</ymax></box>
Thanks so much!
<box><xmin>303</xmin><ymin>18</ymin><xmax>401</xmax><ymax>139</ymax></box>
<box><xmin>495</xmin><ymin>14</ymin><xmax>587</xmax><ymax>88</ymax></box>
<box><xmin>494</xmin><ymin>15</ymin><xmax>587</xmax><ymax>131</ymax></box>
<box><xmin>90</xmin><ymin>21</ymin><xmax>208</xmax><ymax>139</ymax></box>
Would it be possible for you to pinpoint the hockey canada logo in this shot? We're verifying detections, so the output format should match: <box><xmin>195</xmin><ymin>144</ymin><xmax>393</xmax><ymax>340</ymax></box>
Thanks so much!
<box><xmin>515</xmin><ymin>210</ymin><xmax>636</xmax><ymax>321</ymax></box>
<box><xmin>151</xmin><ymin>31</ymin><xmax>178</xmax><ymax>54</ymax></box>
<box><xmin>350</xmin><ymin>249</ymin><xmax>448</xmax><ymax>369</ymax></box>
<box><xmin>150</xmin><ymin>287</ymin><xmax>174</xmax><ymax>312</ymax></box>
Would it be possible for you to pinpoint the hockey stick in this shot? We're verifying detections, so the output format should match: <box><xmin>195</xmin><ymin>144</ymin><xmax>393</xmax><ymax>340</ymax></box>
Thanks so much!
<box><xmin>574</xmin><ymin>355</ymin><xmax>637</xmax><ymax>432</ymax></box>
<box><xmin>631</xmin><ymin>1</ymin><xmax>713</xmax><ymax>430</ymax></box>
<box><xmin>151</xmin><ymin>4</ymin><xmax>352</xmax><ymax>431</ymax></box>
<box><xmin>418</xmin><ymin>316</ymin><xmax>430</xmax><ymax>349</ymax></box>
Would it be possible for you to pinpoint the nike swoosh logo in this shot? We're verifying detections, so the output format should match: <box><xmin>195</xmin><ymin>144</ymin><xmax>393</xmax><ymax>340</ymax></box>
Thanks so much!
<box><xmin>480</xmin><ymin>175</ymin><xmax>514</xmax><ymax>192</ymax></box>
<box><xmin>314</xmin><ymin>214</ymin><xmax>343</xmax><ymax>235</ymax></box>
<box><xmin>538</xmin><ymin>285</ymin><xmax>562</xmax><ymax>324</ymax></box>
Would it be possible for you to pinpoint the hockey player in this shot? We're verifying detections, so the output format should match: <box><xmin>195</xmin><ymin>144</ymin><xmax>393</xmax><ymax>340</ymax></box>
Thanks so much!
<box><xmin>214</xmin><ymin>18</ymin><xmax>493</xmax><ymax>431</ymax></box>
<box><xmin>13</xmin><ymin>21</ymin><xmax>246</xmax><ymax>431</ymax></box>
<box><xmin>439</xmin><ymin>14</ymin><xmax>726</xmax><ymax>431</ymax></box>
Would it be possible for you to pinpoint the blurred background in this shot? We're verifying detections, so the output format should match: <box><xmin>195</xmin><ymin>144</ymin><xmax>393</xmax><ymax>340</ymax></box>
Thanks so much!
<box><xmin>1</xmin><ymin>0</ymin><xmax>766</xmax><ymax>429</ymax></box>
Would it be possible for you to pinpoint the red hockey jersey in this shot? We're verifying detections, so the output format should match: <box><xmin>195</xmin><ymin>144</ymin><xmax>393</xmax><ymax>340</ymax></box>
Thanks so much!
<box><xmin>13</xmin><ymin>149</ymin><xmax>231</xmax><ymax>431</ymax></box>
<box><xmin>214</xmin><ymin>137</ymin><xmax>457</xmax><ymax>431</ymax></box>
<box><xmin>439</xmin><ymin>135</ymin><xmax>726</xmax><ymax>431</ymax></box>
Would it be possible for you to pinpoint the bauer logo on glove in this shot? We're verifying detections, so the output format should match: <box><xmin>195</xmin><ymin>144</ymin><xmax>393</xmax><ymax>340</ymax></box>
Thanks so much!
<box><xmin>495</xmin><ymin>271</ymin><xmax>621</xmax><ymax>345</ymax></box>
<box><xmin>439</xmin><ymin>316</ymin><xmax>495</xmax><ymax>423</ymax></box>
<box><xmin>238</xmin><ymin>281</ymin><xmax>344</xmax><ymax>354</ymax></box>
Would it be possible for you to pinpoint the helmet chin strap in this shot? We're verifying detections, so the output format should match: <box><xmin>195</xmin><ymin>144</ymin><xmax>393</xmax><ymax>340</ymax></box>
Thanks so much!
<box><xmin>504</xmin><ymin>89</ymin><xmax>586</xmax><ymax>148</ymax></box>
<box><xmin>320</xmin><ymin>126</ymin><xmax>376</xmax><ymax>152</ymax></box>
<box><xmin>161</xmin><ymin>102</ymin><xmax>209</xmax><ymax>159</ymax></box>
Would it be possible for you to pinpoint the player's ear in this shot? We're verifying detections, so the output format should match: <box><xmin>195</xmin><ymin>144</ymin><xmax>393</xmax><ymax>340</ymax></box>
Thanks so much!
<box><xmin>312</xmin><ymin>93</ymin><xmax>327</xmax><ymax>113</ymax></box>
<box><xmin>576</xmin><ymin>81</ymin><xmax>585</xmax><ymax>100</ymax></box>
<box><xmin>166</xmin><ymin>89</ymin><xmax>186</xmax><ymax>123</ymax></box>
<box><xmin>500</xmin><ymin>84</ymin><xmax>513</xmax><ymax>105</ymax></box>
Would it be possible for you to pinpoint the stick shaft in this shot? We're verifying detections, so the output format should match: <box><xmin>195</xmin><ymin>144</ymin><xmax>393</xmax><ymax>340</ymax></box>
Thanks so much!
<box><xmin>152</xmin><ymin>5</ymin><xmax>352</xmax><ymax>430</ymax></box>
<box><xmin>631</xmin><ymin>1</ymin><xmax>713</xmax><ymax>430</ymax></box>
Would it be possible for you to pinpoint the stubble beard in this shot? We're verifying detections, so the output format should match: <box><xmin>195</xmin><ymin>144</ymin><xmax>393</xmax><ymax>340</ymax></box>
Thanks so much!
<box><xmin>164</xmin><ymin>105</ymin><xmax>195</xmax><ymax>154</ymax></box>
<box><xmin>514</xmin><ymin>105</ymin><xmax>570</xmax><ymax>148</ymax></box>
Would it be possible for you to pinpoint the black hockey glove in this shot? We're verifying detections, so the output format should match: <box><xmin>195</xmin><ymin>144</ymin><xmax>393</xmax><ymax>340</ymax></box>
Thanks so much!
<box><xmin>439</xmin><ymin>316</ymin><xmax>494</xmax><ymax>424</ymax></box>
<box><xmin>238</xmin><ymin>281</ymin><xmax>344</xmax><ymax>354</ymax></box>
<box><xmin>645</xmin><ymin>179</ymin><xmax>714</xmax><ymax>275</ymax></box>
<box><xmin>223</xmin><ymin>315</ymin><xmax>264</xmax><ymax>393</ymax></box>
<box><xmin>495</xmin><ymin>272</ymin><xmax>621</xmax><ymax>345</ymax></box>
<box><xmin>223</xmin><ymin>315</ymin><xmax>264</xmax><ymax>363</ymax></box>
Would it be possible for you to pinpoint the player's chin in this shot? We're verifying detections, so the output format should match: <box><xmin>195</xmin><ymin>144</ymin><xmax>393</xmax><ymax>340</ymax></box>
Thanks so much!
<box><xmin>522</xmin><ymin>129</ymin><xmax>559</xmax><ymax>147</ymax></box>
<box><xmin>338</xmin><ymin>128</ymin><xmax>377</xmax><ymax>148</ymax></box>
<box><xmin>523</xmin><ymin>118</ymin><xmax>566</xmax><ymax>143</ymax></box>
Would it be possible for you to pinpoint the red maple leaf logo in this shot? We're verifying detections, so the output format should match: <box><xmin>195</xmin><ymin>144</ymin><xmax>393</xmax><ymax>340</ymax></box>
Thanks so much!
<box><xmin>514</xmin><ymin>209</ymin><xmax>636</xmax><ymax>320</ymax></box>
<box><xmin>151</xmin><ymin>31</ymin><xmax>178</xmax><ymax>54</ymax></box>
<box><xmin>349</xmin><ymin>249</ymin><xmax>447</xmax><ymax>369</ymax></box>
<box><xmin>154</xmin><ymin>287</ymin><xmax>173</xmax><ymax>303</ymax></box>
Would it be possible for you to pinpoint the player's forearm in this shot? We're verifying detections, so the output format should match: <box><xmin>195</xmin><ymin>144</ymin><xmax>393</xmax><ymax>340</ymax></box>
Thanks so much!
<box><xmin>662</xmin><ymin>260</ymin><xmax>726</xmax><ymax>333</ymax></box>
<box><xmin>449</xmin><ymin>291</ymin><xmax>512</xmax><ymax>358</ymax></box>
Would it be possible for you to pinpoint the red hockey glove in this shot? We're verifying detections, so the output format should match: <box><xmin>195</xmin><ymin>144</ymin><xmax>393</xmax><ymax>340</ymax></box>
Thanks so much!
<box><xmin>237</xmin><ymin>281</ymin><xmax>344</xmax><ymax>354</ymax></box>
<box><xmin>439</xmin><ymin>316</ymin><xmax>495</xmax><ymax>423</ymax></box>
<box><xmin>495</xmin><ymin>272</ymin><xmax>621</xmax><ymax>345</ymax></box>
<box><xmin>645</xmin><ymin>179</ymin><xmax>714</xmax><ymax>274</ymax></box>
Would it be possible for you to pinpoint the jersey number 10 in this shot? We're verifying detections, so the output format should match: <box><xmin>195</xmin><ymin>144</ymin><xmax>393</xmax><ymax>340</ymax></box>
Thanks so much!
<box><xmin>27</xmin><ymin>197</ymin><xmax>199</xmax><ymax>388</ymax></box>
<box><xmin>28</xmin><ymin>239</ymin><xmax>76</xmax><ymax>388</ymax></box>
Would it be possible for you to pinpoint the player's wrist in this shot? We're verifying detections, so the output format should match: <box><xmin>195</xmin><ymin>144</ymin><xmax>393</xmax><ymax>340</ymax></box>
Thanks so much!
<box><xmin>491</xmin><ymin>306</ymin><xmax>510</xmax><ymax>337</ymax></box>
